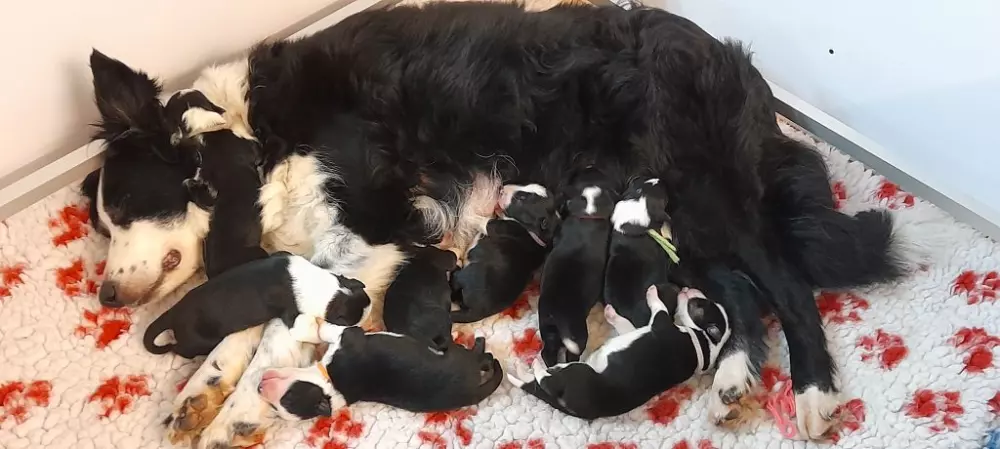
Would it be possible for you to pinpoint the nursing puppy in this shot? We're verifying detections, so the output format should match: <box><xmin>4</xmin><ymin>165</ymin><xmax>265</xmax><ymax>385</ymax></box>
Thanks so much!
<box><xmin>603</xmin><ymin>176</ymin><xmax>674</xmax><ymax>328</ymax></box>
<box><xmin>508</xmin><ymin>285</ymin><xmax>730</xmax><ymax>420</ymax></box>
<box><xmin>451</xmin><ymin>183</ymin><xmax>555</xmax><ymax>323</ymax></box>
<box><xmin>164</xmin><ymin>90</ymin><xmax>268</xmax><ymax>279</ymax></box>
<box><xmin>143</xmin><ymin>252</ymin><xmax>369</xmax><ymax>358</ymax></box>
<box><xmin>382</xmin><ymin>245</ymin><xmax>458</xmax><ymax>351</ymax></box>
<box><xmin>537</xmin><ymin>169</ymin><xmax>615</xmax><ymax>365</ymax></box>
<box><xmin>257</xmin><ymin>321</ymin><xmax>503</xmax><ymax>418</ymax></box>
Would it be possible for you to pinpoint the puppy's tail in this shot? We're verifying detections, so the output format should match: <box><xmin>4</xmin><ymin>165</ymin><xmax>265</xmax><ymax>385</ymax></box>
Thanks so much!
<box><xmin>763</xmin><ymin>136</ymin><xmax>914</xmax><ymax>289</ymax></box>
<box><xmin>143</xmin><ymin>312</ymin><xmax>175</xmax><ymax>355</ymax></box>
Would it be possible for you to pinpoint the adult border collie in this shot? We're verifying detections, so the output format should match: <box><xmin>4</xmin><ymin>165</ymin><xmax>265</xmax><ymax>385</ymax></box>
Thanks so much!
<box><xmin>80</xmin><ymin>1</ymin><xmax>922</xmax><ymax>439</ymax></box>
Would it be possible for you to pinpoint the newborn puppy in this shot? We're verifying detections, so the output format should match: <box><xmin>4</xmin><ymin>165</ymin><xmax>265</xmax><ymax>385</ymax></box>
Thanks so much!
<box><xmin>165</xmin><ymin>90</ymin><xmax>268</xmax><ymax>278</ymax></box>
<box><xmin>451</xmin><ymin>183</ymin><xmax>554</xmax><ymax>323</ymax></box>
<box><xmin>383</xmin><ymin>245</ymin><xmax>458</xmax><ymax>351</ymax></box>
<box><xmin>143</xmin><ymin>252</ymin><xmax>369</xmax><ymax>358</ymax></box>
<box><xmin>603</xmin><ymin>176</ymin><xmax>674</xmax><ymax>328</ymax></box>
<box><xmin>508</xmin><ymin>285</ymin><xmax>730</xmax><ymax>420</ymax></box>
<box><xmin>537</xmin><ymin>168</ymin><xmax>615</xmax><ymax>365</ymax></box>
<box><xmin>258</xmin><ymin>322</ymin><xmax>503</xmax><ymax>418</ymax></box>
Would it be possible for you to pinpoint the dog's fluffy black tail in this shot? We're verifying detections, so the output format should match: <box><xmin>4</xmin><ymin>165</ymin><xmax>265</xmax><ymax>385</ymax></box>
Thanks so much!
<box><xmin>143</xmin><ymin>312</ymin><xmax>175</xmax><ymax>355</ymax></box>
<box><xmin>762</xmin><ymin>136</ymin><xmax>911</xmax><ymax>289</ymax></box>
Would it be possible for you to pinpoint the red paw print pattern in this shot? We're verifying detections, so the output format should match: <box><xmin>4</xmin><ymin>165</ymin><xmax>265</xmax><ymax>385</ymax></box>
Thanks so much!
<box><xmin>48</xmin><ymin>204</ymin><xmax>91</xmax><ymax>246</ymax></box>
<box><xmin>88</xmin><ymin>375</ymin><xmax>151</xmax><ymax>418</ymax></box>
<box><xmin>646</xmin><ymin>385</ymin><xmax>694</xmax><ymax>426</ymax></box>
<box><xmin>501</xmin><ymin>280</ymin><xmax>538</xmax><ymax>320</ymax></box>
<box><xmin>75</xmin><ymin>306</ymin><xmax>133</xmax><ymax>349</ymax></box>
<box><xmin>671</xmin><ymin>440</ymin><xmax>716</xmax><ymax>449</ymax></box>
<box><xmin>857</xmin><ymin>329</ymin><xmax>909</xmax><ymax>370</ymax></box>
<box><xmin>511</xmin><ymin>328</ymin><xmax>543</xmax><ymax>363</ymax></box>
<box><xmin>0</xmin><ymin>380</ymin><xmax>52</xmax><ymax>424</ymax></box>
<box><xmin>453</xmin><ymin>330</ymin><xmax>476</xmax><ymax>350</ymax></box>
<box><xmin>306</xmin><ymin>409</ymin><xmax>365</xmax><ymax>449</ymax></box>
<box><xmin>816</xmin><ymin>291</ymin><xmax>869</xmax><ymax>324</ymax></box>
<box><xmin>588</xmin><ymin>443</ymin><xmax>637</xmax><ymax>449</ymax></box>
<box><xmin>55</xmin><ymin>258</ymin><xmax>105</xmax><ymax>297</ymax></box>
<box><xmin>0</xmin><ymin>263</ymin><xmax>26</xmax><ymax>301</ymax></box>
<box><xmin>951</xmin><ymin>270</ymin><xmax>999</xmax><ymax>305</ymax></box>
<box><xmin>419</xmin><ymin>409</ymin><xmax>477</xmax><ymax>448</ymax></box>
<box><xmin>831</xmin><ymin>181</ymin><xmax>847</xmax><ymax>210</ymax></box>
<box><xmin>874</xmin><ymin>179</ymin><xmax>915</xmax><ymax>209</ymax></box>
<box><xmin>904</xmin><ymin>389</ymin><xmax>964</xmax><ymax>432</ymax></box>
<box><xmin>950</xmin><ymin>327</ymin><xmax>999</xmax><ymax>374</ymax></box>
<box><xmin>755</xmin><ymin>365</ymin><xmax>790</xmax><ymax>404</ymax></box>
<box><xmin>829</xmin><ymin>398</ymin><xmax>866</xmax><ymax>443</ymax></box>
<box><xmin>497</xmin><ymin>439</ymin><xmax>545</xmax><ymax>449</ymax></box>
<box><xmin>989</xmin><ymin>392</ymin><xmax>1000</xmax><ymax>415</ymax></box>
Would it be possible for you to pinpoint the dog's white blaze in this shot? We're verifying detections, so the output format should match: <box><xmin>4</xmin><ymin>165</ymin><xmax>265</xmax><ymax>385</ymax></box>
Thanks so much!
<box><xmin>581</xmin><ymin>186</ymin><xmax>602</xmax><ymax>215</ymax></box>
<box><xmin>518</xmin><ymin>183</ymin><xmax>549</xmax><ymax>198</ymax></box>
<box><xmin>708</xmin><ymin>303</ymin><xmax>731</xmax><ymax>366</ymax></box>
<box><xmin>97</xmin><ymin>172</ymin><xmax>211</xmax><ymax>305</ymax></box>
<box><xmin>610</xmin><ymin>197</ymin><xmax>650</xmax><ymax>232</ymax></box>
<box><xmin>673</xmin><ymin>288</ymin><xmax>702</xmax><ymax>331</ymax></box>
<box><xmin>645</xmin><ymin>178</ymin><xmax>660</xmax><ymax>186</ymax></box>
<box><xmin>198</xmin><ymin>319</ymin><xmax>313</xmax><ymax>448</ymax></box>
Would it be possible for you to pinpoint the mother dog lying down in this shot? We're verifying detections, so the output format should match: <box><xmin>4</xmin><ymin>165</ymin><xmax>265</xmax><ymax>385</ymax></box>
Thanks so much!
<box><xmin>81</xmin><ymin>1</ymin><xmax>924</xmax><ymax>440</ymax></box>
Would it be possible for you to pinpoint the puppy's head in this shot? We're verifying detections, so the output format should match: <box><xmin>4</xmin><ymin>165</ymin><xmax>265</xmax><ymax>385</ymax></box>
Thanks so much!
<box><xmin>498</xmin><ymin>183</ymin><xmax>557</xmax><ymax>245</ymax></box>
<box><xmin>674</xmin><ymin>287</ymin><xmax>731</xmax><ymax>347</ymax></box>
<box><xmin>326</xmin><ymin>275</ymin><xmax>370</xmax><ymax>326</ymax></box>
<box><xmin>560</xmin><ymin>168</ymin><xmax>615</xmax><ymax>219</ymax></box>
<box><xmin>611</xmin><ymin>176</ymin><xmax>671</xmax><ymax>235</ymax></box>
<box><xmin>258</xmin><ymin>365</ymin><xmax>345</xmax><ymax>421</ymax></box>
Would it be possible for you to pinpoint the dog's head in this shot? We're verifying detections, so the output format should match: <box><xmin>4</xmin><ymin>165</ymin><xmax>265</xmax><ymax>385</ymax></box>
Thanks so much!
<box><xmin>258</xmin><ymin>364</ymin><xmax>345</xmax><ymax>421</ymax></box>
<box><xmin>497</xmin><ymin>183</ymin><xmax>557</xmax><ymax>245</ymax></box>
<box><xmin>82</xmin><ymin>50</ymin><xmax>217</xmax><ymax>308</ymax></box>
<box><xmin>559</xmin><ymin>167</ymin><xmax>615</xmax><ymax>219</ymax></box>
<box><xmin>611</xmin><ymin>176</ymin><xmax>670</xmax><ymax>235</ymax></box>
<box><xmin>326</xmin><ymin>275</ymin><xmax>371</xmax><ymax>326</ymax></box>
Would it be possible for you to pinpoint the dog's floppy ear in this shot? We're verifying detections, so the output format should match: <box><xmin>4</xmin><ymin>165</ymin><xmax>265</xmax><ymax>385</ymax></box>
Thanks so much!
<box><xmin>90</xmin><ymin>50</ymin><xmax>164</xmax><ymax>136</ymax></box>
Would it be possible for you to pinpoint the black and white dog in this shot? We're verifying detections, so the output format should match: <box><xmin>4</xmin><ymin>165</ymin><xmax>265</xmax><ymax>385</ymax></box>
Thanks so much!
<box><xmin>143</xmin><ymin>252</ymin><xmax>369</xmax><ymax>358</ymax></box>
<box><xmin>82</xmin><ymin>2</ymin><xmax>923</xmax><ymax>439</ymax></box>
<box><xmin>603</xmin><ymin>176</ymin><xmax>673</xmax><ymax>328</ymax></box>
<box><xmin>537</xmin><ymin>168</ymin><xmax>616</xmax><ymax>366</ymax></box>
<box><xmin>509</xmin><ymin>285</ymin><xmax>729</xmax><ymax>420</ymax></box>
<box><xmin>383</xmin><ymin>245</ymin><xmax>458</xmax><ymax>351</ymax></box>
<box><xmin>257</xmin><ymin>321</ymin><xmax>503</xmax><ymax>418</ymax></box>
<box><xmin>451</xmin><ymin>184</ymin><xmax>555</xmax><ymax>323</ymax></box>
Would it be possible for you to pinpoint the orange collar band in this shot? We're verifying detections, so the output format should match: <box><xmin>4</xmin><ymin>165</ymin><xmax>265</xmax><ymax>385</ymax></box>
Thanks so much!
<box><xmin>316</xmin><ymin>362</ymin><xmax>331</xmax><ymax>383</ymax></box>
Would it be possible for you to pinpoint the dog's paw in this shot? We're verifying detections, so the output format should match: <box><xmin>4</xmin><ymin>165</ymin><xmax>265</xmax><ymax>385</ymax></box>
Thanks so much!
<box><xmin>708</xmin><ymin>351</ymin><xmax>757</xmax><ymax>428</ymax></box>
<box><xmin>794</xmin><ymin>386</ymin><xmax>841</xmax><ymax>441</ymax></box>
<box><xmin>165</xmin><ymin>377</ymin><xmax>232</xmax><ymax>445</ymax></box>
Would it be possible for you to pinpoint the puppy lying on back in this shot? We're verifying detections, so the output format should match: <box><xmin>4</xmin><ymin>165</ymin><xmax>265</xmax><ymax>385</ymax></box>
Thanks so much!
<box><xmin>164</xmin><ymin>90</ymin><xmax>268</xmax><ymax>278</ymax></box>
<box><xmin>538</xmin><ymin>168</ymin><xmax>615</xmax><ymax>366</ymax></box>
<box><xmin>509</xmin><ymin>285</ymin><xmax>731</xmax><ymax>420</ymax></box>
<box><xmin>603</xmin><ymin>176</ymin><xmax>674</xmax><ymax>328</ymax></box>
<box><xmin>451</xmin><ymin>184</ymin><xmax>555</xmax><ymax>323</ymax></box>
<box><xmin>143</xmin><ymin>252</ymin><xmax>369</xmax><ymax>358</ymax></box>
<box><xmin>383</xmin><ymin>245</ymin><xmax>458</xmax><ymax>352</ymax></box>
<box><xmin>258</xmin><ymin>320</ymin><xmax>503</xmax><ymax>418</ymax></box>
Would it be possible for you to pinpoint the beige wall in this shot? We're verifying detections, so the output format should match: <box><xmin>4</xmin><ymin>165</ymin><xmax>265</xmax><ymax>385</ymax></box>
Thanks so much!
<box><xmin>0</xmin><ymin>0</ymin><xmax>337</xmax><ymax>183</ymax></box>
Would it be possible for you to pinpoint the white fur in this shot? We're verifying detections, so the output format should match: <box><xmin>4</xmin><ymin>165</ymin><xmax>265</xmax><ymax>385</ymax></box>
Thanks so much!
<box><xmin>644</xmin><ymin>178</ymin><xmax>660</xmax><ymax>186</ymax></box>
<box><xmin>603</xmin><ymin>304</ymin><xmax>636</xmax><ymax>334</ymax></box>
<box><xmin>96</xmin><ymin>172</ymin><xmax>211</xmax><ymax>305</ymax></box>
<box><xmin>189</xmin><ymin>59</ymin><xmax>254</xmax><ymax>140</ymax></box>
<box><xmin>610</xmin><ymin>197</ymin><xmax>650</xmax><ymax>232</ymax></box>
<box><xmin>197</xmin><ymin>319</ymin><xmax>315</xmax><ymax>449</ymax></box>
<box><xmin>581</xmin><ymin>186</ymin><xmax>602</xmax><ymax>215</ymax></box>
<box><xmin>180</xmin><ymin>107</ymin><xmax>227</xmax><ymax>134</ymax></box>
<box><xmin>287</xmin><ymin>256</ymin><xmax>351</xmax><ymax>317</ymax></box>
<box><xmin>561</xmin><ymin>338</ymin><xmax>581</xmax><ymax>355</ymax></box>
<box><xmin>794</xmin><ymin>386</ymin><xmax>841</xmax><ymax>440</ymax></box>
<box><xmin>707</xmin><ymin>350</ymin><xmax>755</xmax><ymax>424</ymax></box>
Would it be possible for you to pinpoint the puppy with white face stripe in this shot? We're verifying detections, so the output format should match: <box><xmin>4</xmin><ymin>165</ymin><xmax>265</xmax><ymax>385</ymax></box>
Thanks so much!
<box><xmin>603</xmin><ymin>176</ymin><xmax>674</xmax><ymax>328</ymax></box>
<box><xmin>537</xmin><ymin>168</ymin><xmax>616</xmax><ymax>366</ymax></box>
<box><xmin>143</xmin><ymin>252</ymin><xmax>370</xmax><ymax>358</ymax></box>
<box><xmin>508</xmin><ymin>285</ymin><xmax>730</xmax><ymax>420</ymax></box>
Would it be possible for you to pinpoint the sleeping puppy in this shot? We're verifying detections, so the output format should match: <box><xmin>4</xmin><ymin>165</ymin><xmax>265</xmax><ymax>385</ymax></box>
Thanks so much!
<box><xmin>257</xmin><ymin>320</ymin><xmax>503</xmax><ymax>418</ymax></box>
<box><xmin>508</xmin><ymin>285</ymin><xmax>731</xmax><ymax>420</ymax></box>
<box><xmin>603</xmin><ymin>176</ymin><xmax>674</xmax><ymax>328</ymax></box>
<box><xmin>451</xmin><ymin>183</ymin><xmax>555</xmax><ymax>323</ymax></box>
<box><xmin>143</xmin><ymin>252</ymin><xmax>369</xmax><ymax>358</ymax></box>
<box><xmin>537</xmin><ymin>168</ymin><xmax>615</xmax><ymax>365</ymax></box>
<box><xmin>164</xmin><ymin>90</ymin><xmax>268</xmax><ymax>278</ymax></box>
<box><xmin>383</xmin><ymin>245</ymin><xmax>458</xmax><ymax>351</ymax></box>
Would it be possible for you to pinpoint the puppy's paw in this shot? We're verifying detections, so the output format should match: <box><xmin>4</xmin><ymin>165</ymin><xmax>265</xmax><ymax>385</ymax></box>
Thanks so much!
<box><xmin>165</xmin><ymin>379</ymin><xmax>231</xmax><ymax>445</ymax></box>
<box><xmin>708</xmin><ymin>351</ymin><xmax>757</xmax><ymax>428</ymax></box>
<box><xmin>288</xmin><ymin>314</ymin><xmax>322</xmax><ymax>344</ymax></box>
<box><xmin>794</xmin><ymin>386</ymin><xmax>841</xmax><ymax>441</ymax></box>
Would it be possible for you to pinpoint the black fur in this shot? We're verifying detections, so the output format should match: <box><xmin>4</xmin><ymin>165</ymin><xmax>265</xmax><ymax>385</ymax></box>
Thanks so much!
<box><xmin>382</xmin><ymin>245</ymin><xmax>458</xmax><ymax>352</ymax></box>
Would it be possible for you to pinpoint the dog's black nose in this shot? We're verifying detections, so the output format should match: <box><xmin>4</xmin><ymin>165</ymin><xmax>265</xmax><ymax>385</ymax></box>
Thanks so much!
<box><xmin>98</xmin><ymin>282</ymin><xmax>123</xmax><ymax>308</ymax></box>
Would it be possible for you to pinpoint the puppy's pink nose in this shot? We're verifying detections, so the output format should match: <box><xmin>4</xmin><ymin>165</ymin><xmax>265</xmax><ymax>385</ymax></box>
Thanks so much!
<box><xmin>260</xmin><ymin>369</ymin><xmax>281</xmax><ymax>383</ymax></box>
<box><xmin>257</xmin><ymin>377</ymin><xmax>283</xmax><ymax>403</ymax></box>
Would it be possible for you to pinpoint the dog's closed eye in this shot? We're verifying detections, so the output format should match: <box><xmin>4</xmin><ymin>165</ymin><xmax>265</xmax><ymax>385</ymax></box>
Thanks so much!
<box><xmin>706</xmin><ymin>325</ymin><xmax>722</xmax><ymax>341</ymax></box>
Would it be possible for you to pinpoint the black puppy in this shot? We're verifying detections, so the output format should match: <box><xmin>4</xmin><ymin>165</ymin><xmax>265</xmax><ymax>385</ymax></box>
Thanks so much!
<box><xmin>383</xmin><ymin>245</ymin><xmax>458</xmax><ymax>351</ymax></box>
<box><xmin>537</xmin><ymin>168</ymin><xmax>615</xmax><ymax>366</ymax></box>
<box><xmin>603</xmin><ymin>176</ymin><xmax>674</xmax><ymax>328</ymax></box>
<box><xmin>164</xmin><ymin>90</ymin><xmax>268</xmax><ymax>278</ymax></box>
<box><xmin>509</xmin><ymin>285</ymin><xmax>731</xmax><ymax>420</ymax></box>
<box><xmin>451</xmin><ymin>184</ymin><xmax>554</xmax><ymax>323</ymax></box>
<box><xmin>143</xmin><ymin>252</ymin><xmax>369</xmax><ymax>358</ymax></box>
<box><xmin>257</xmin><ymin>323</ymin><xmax>503</xmax><ymax>419</ymax></box>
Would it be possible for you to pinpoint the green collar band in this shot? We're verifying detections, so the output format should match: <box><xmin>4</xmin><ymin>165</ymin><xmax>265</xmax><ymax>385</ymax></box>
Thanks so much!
<box><xmin>647</xmin><ymin>226</ymin><xmax>680</xmax><ymax>264</ymax></box>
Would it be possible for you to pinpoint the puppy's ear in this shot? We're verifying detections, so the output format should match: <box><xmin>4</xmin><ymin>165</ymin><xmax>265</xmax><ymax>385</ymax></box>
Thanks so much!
<box><xmin>340</xmin><ymin>276</ymin><xmax>367</xmax><ymax>292</ymax></box>
<box><xmin>90</xmin><ymin>50</ymin><xmax>165</xmax><ymax>137</ymax></box>
<box><xmin>183</xmin><ymin>177</ymin><xmax>217</xmax><ymax>209</ymax></box>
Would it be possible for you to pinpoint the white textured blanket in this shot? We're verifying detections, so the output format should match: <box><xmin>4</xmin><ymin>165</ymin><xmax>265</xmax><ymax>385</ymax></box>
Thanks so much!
<box><xmin>1</xmin><ymin>119</ymin><xmax>998</xmax><ymax>449</ymax></box>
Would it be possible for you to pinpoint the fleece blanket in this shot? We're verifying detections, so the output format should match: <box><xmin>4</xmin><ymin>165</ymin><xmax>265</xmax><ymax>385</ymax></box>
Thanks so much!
<box><xmin>1</xmin><ymin>116</ymin><xmax>999</xmax><ymax>449</ymax></box>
